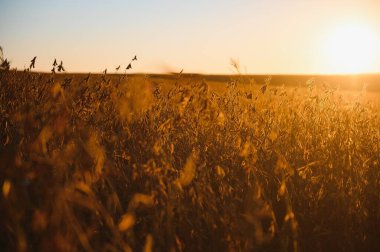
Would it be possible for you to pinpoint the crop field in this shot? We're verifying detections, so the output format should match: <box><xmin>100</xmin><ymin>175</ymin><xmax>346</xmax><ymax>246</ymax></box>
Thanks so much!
<box><xmin>1</xmin><ymin>68</ymin><xmax>380</xmax><ymax>252</ymax></box>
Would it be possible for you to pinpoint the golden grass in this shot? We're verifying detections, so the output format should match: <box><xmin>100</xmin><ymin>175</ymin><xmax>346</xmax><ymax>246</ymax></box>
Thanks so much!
<box><xmin>1</xmin><ymin>68</ymin><xmax>380</xmax><ymax>251</ymax></box>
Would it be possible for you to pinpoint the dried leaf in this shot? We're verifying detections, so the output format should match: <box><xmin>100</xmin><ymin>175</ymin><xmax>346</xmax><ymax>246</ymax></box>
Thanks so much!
<box><xmin>128</xmin><ymin>193</ymin><xmax>154</xmax><ymax>211</ymax></box>
<box><xmin>2</xmin><ymin>180</ymin><xmax>11</xmax><ymax>198</ymax></box>
<box><xmin>118</xmin><ymin>213</ymin><xmax>135</xmax><ymax>232</ymax></box>
<box><xmin>175</xmin><ymin>151</ymin><xmax>198</xmax><ymax>188</ymax></box>
<box><xmin>143</xmin><ymin>234</ymin><xmax>153</xmax><ymax>252</ymax></box>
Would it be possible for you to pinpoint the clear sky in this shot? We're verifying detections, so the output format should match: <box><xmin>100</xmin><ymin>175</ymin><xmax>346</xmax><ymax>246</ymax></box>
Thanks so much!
<box><xmin>1</xmin><ymin>0</ymin><xmax>380</xmax><ymax>74</ymax></box>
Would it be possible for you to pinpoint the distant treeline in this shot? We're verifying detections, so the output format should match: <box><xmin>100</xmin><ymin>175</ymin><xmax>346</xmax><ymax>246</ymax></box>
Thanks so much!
<box><xmin>8</xmin><ymin>71</ymin><xmax>380</xmax><ymax>91</ymax></box>
<box><xmin>149</xmin><ymin>73</ymin><xmax>380</xmax><ymax>91</ymax></box>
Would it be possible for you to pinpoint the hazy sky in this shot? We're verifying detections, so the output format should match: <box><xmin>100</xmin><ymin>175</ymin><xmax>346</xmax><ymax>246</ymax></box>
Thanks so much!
<box><xmin>1</xmin><ymin>0</ymin><xmax>380</xmax><ymax>74</ymax></box>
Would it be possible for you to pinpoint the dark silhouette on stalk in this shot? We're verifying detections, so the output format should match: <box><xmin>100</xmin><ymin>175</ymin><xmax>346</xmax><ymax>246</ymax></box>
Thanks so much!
<box><xmin>30</xmin><ymin>56</ymin><xmax>37</xmax><ymax>69</ymax></box>
<box><xmin>124</xmin><ymin>55</ymin><xmax>137</xmax><ymax>72</ymax></box>
<box><xmin>51</xmin><ymin>59</ymin><xmax>57</xmax><ymax>73</ymax></box>
<box><xmin>0</xmin><ymin>47</ymin><xmax>10</xmax><ymax>71</ymax></box>
<box><xmin>57</xmin><ymin>61</ymin><xmax>65</xmax><ymax>72</ymax></box>
<box><xmin>116</xmin><ymin>65</ymin><xmax>120</xmax><ymax>71</ymax></box>
<box><xmin>104</xmin><ymin>68</ymin><xmax>107</xmax><ymax>75</ymax></box>
<box><xmin>0</xmin><ymin>59</ymin><xmax>10</xmax><ymax>71</ymax></box>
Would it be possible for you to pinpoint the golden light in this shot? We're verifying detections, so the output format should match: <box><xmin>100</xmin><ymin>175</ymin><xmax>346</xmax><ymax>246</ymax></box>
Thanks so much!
<box><xmin>323</xmin><ymin>22</ymin><xmax>379</xmax><ymax>74</ymax></box>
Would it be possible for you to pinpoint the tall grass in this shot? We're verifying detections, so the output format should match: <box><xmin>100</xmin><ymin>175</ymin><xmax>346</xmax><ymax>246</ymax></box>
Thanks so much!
<box><xmin>1</xmin><ymin>60</ymin><xmax>380</xmax><ymax>251</ymax></box>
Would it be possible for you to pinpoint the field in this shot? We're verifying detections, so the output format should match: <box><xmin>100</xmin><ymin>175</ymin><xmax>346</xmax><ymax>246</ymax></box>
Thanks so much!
<box><xmin>1</xmin><ymin>69</ymin><xmax>380</xmax><ymax>251</ymax></box>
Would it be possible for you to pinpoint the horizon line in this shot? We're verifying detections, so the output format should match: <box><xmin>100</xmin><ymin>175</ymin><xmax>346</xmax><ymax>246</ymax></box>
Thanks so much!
<box><xmin>10</xmin><ymin>70</ymin><xmax>380</xmax><ymax>76</ymax></box>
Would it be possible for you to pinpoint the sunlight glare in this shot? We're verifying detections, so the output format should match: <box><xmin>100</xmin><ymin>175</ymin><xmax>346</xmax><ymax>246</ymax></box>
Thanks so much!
<box><xmin>324</xmin><ymin>22</ymin><xmax>379</xmax><ymax>74</ymax></box>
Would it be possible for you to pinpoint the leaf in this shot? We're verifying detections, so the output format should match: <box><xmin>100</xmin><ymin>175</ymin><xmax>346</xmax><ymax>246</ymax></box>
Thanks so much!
<box><xmin>174</xmin><ymin>151</ymin><xmax>198</xmax><ymax>188</ymax></box>
<box><xmin>143</xmin><ymin>234</ymin><xmax>153</xmax><ymax>252</ymax></box>
<box><xmin>128</xmin><ymin>193</ymin><xmax>154</xmax><ymax>211</ymax></box>
<box><xmin>74</xmin><ymin>182</ymin><xmax>93</xmax><ymax>196</ymax></box>
<box><xmin>239</xmin><ymin>142</ymin><xmax>250</xmax><ymax>157</ymax></box>
<box><xmin>118</xmin><ymin>213</ymin><xmax>135</xmax><ymax>232</ymax></box>
<box><xmin>215</xmin><ymin>165</ymin><xmax>226</xmax><ymax>178</ymax></box>
<box><xmin>278</xmin><ymin>181</ymin><xmax>286</xmax><ymax>197</ymax></box>
<box><xmin>284</xmin><ymin>211</ymin><xmax>295</xmax><ymax>222</ymax></box>
<box><xmin>35</xmin><ymin>126</ymin><xmax>52</xmax><ymax>154</ymax></box>
<box><xmin>2</xmin><ymin>180</ymin><xmax>11</xmax><ymax>198</ymax></box>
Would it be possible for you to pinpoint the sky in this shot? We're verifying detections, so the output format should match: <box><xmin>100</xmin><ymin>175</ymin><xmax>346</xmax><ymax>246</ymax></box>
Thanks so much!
<box><xmin>1</xmin><ymin>0</ymin><xmax>380</xmax><ymax>74</ymax></box>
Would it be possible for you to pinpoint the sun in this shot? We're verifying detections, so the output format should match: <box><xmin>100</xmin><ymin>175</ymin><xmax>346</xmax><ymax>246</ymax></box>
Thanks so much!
<box><xmin>323</xmin><ymin>22</ymin><xmax>379</xmax><ymax>74</ymax></box>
